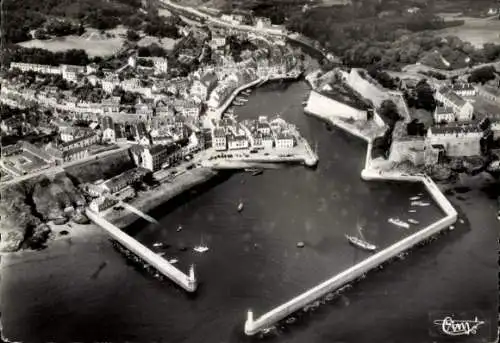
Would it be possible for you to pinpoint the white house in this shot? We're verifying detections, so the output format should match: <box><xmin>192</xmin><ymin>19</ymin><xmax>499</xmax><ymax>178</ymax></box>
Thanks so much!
<box><xmin>435</xmin><ymin>86</ymin><xmax>474</xmax><ymax>122</ymax></box>
<box><xmin>275</xmin><ymin>134</ymin><xmax>295</xmax><ymax>149</ymax></box>
<box><xmin>426</xmin><ymin>123</ymin><xmax>483</xmax><ymax>157</ymax></box>
<box><xmin>227</xmin><ymin>135</ymin><xmax>249</xmax><ymax>150</ymax></box>
<box><xmin>452</xmin><ymin>83</ymin><xmax>477</xmax><ymax>97</ymax></box>
<box><xmin>212</xmin><ymin>128</ymin><xmax>227</xmax><ymax>151</ymax></box>
<box><xmin>434</xmin><ymin>106</ymin><xmax>455</xmax><ymax>124</ymax></box>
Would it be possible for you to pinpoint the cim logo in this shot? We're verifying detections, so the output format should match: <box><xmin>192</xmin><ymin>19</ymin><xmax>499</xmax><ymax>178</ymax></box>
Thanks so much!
<box><xmin>429</xmin><ymin>311</ymin><xmax>490</xmax><ymax>341</ymax></box>
<box><xmin>433</xmin><ymin>316</ymin><xmax>485</xmax><ymax>336</ymax></box>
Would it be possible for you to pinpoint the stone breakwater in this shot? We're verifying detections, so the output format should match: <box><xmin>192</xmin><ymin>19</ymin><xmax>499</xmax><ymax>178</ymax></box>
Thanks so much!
<box><xmin>243</xmin><ymin>101</ymin><xmax>458</xmax><ymax>336</ymax></box>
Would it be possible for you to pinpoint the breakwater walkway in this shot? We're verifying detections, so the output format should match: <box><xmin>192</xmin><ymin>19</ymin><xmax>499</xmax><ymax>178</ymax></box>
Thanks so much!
<box><xmin>244</xmin><ymin>106</ymin><xmax>458</xmax><ymax>335</ymax></box>
<box><xmin>85</xmin><ymin>209</ymin><xmax>197</xmax><ymax>292</ymax></box>
<box><xmin>118</xmin><ymin>201</ymin><xmax>158</xmax><ymax>224</ymax></box>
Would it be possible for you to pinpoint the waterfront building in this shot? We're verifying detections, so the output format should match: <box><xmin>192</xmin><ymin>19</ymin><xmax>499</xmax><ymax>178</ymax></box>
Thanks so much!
<box><xmin>103</xmin><ymin>168</ymin><xmax>149</xmax><ymax>193</ymax></box>
<box><xmin>130</xmin><ymin>144</ymin><xmax>182</xmax><ymax>171</ymax></box>
<box><xmin>452</xmin><ymin>83</ymin><xmax>477</xmax><ymax>97</ymax></box>
<box><xmin>101</xmin><ymin>116</ymin><xmax>116</xmax><ymax>143</ymax></box>
<box><xmin>212</xmin><ymin>128</ymin><xmax>227</xmax><ymax>151</ymax></box>
<box><xmin>434</xmin><ymin>106</ymin><xmax>455</xmax><ymax>124</ymax></box>
<box><xmin>227</xmin><ymin>135</ymin><xmax>249</xmax><ymax>150</ymax></box>
<box><xmin>435</xmin><ymin>86</ymin><xmax>474</xmax><ymax>122</ymax></box>
<box><xmin>426</xmin><ymin>123</ymin><xmax>483</xmax><ymax>157</ymax></box>
<box><xmin>261</xmin><ymin>135</ymin><xmax>275</xmax><ymax>149</ymax></box>
<box><xmin>89</xmin><ymin>197</ymin><xmax>118</xmax><ymax>213</ymax></box>
<box><xmin>275</xmin><ymin>134</ymin><xmax>295</xmax><ymax>149</ymax></box>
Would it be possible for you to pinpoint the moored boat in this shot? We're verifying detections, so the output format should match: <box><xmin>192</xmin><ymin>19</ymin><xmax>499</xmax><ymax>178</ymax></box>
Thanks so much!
<box><xmin>409</xmin><ymin>196</ymin><xmax>420</xmax><ymax>201</ymax></box>
<box><xmin>345</xmin><ymin>234</ymin><xmax>377</xmax><ymax>251</ymax></box>
<box><xmin>407</xmin><ymin>219</ymin><xmax>419</xmax><ymax>225</ymax></box>
<box><xmin>388</xmin><ymin>218</ymin><xmax>410</xmax><ymax>229</ymax></box>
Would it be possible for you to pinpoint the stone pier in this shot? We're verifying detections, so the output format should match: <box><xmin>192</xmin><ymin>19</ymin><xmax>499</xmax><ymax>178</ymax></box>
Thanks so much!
<box><xmin>86</xmin><ymin>208</ymin><xmax>197</xmax><ymax>292</ymax></box>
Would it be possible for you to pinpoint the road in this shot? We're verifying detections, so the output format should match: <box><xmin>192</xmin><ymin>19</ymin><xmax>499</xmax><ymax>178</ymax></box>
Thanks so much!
<box><xmin>0</xmin><ymin>143</ymin><xmax>132</xmax><ymax>186</ymax></box>
<box><xmin>157</xmin><ymin>0</ymin><xmax>327</xmax><ymax>58</ymax></box>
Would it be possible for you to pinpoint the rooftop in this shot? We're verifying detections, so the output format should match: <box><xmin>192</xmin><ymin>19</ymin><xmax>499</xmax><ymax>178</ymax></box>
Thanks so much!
<box><xmin>429</xmin><ymin>122</ymin><xmax>482</xmax><ymax>135</ymax></box>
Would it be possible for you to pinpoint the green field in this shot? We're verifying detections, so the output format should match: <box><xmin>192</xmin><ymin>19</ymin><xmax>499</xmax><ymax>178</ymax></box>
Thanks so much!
<box><xmin>437</xmin><ymin>14</ymin><xmax>500</xmax><ymax>48</ymax></box>
<box><xmin>18</xmin><ymin>27</ymin><xmax>127</xmax><ymax>58</ymax></box>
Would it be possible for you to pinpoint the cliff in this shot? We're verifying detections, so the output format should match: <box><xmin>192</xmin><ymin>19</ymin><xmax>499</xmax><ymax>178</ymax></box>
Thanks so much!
<box><xmin>0</xmin><ymin>173</ymin><xmax>87</xmax><ymax>252</ymax></box>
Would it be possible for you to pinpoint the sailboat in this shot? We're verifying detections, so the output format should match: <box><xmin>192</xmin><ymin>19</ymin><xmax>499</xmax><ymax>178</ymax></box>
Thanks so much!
<box><xmin>193</xmin><ymin>236</ymin><xmax>209</xmax><ymax>253</ymax></box>
<box><xmin>345</xmin><ymin>225</ymin><xmax>377</xmax><ymax>252</ymax></box>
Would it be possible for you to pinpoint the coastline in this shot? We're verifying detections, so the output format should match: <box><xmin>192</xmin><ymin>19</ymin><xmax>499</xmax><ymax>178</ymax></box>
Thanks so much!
<box><xmin>103</xmin><ymin>167</ymin><xmax>219</xmax><ymax>229</ymax></box>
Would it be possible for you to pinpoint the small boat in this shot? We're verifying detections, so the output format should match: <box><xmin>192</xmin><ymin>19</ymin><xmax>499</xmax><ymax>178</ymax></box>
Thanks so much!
<box><xmin>193</xmin><ymin>245</ymin><xmax>209</xmax><ymax>253</ymax></box>
<box><xmin>408</xmin><ymin>209</ymin><xmax>417</xmax><ymax>213</ymax></box>
<box><xmin>388</xmin><ymin>218</ymin><xmax>410</xmax><ymax>229</ymax></box>
<box><xmin>459</xmin><ymin>219</ymin><xmax>464</xmax><ymax>224</ymax></box>
<box><xmin>251</xmin><ymin>169</ymin><xmax>263</xmax><ymax>176</ymax></box>
<box><xmin>411</xmin><ymin>201</ymin><xmax>430</xmax><ymax>207</ymax></box>
<box><xmin>296</xmin><ymin>241</ymin><xmax>305</xmax><ymax>248</ymax></box>
<box><xmin>177</xmin><ymin>225</ymin><xmax>183</xmax><ymax>232</ymax></box>
<box><xmin>285</xmin><ymin>317</ymin><xmax>296</xmax><ymax>325</ymax></box>
<box><xmin>153</xmin><ymin>242</ymin><xmax>163</xmax><ymax>248</ymax></box>
<box><xmin>407</xmin><ymin>219</ymin><xmax>419</xmax><ymax>225</ymax></box>
<box><xmin>302</xmin><ymin>100</ymin><xmax>307</xmax><ymax>106</ymax></box>
<box><xmin>193</xmin><ymin>236</ymin><xmax>209</xmax><ymax>253</ymax></box>
<box><xmin>237</xmin><ymin>202</ymin><xmax>244</xmax><ymax>212</ymax></box>
<box><xmin>449</xmin><ymin>225</ymin><xmax>455</xmax><ymax>231</ymax></box>
<box><xmin>409</xmin><ymin>196</ymin><xmax>420</xmax><ymax>201</ymax></box>
<box><xmin>168</xmin><ymin>258</ymin><xmax>178</xmax><ymax>264</ymax></box>
<box><xmin>345</xmin><ymin>227</ymin><xmax>377</xmax><ymax>251</ymax></box>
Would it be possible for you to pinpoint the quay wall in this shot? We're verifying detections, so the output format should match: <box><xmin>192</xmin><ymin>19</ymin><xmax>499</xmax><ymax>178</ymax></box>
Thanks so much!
<box><xmin>208</xmin><ymin>77</ymin><xmax>265</xmax><ymax>125</ymax></box>
<box><xmin>304</xmin><ymin>90</ymin><xmax>368</xmax><ymax>122</ymax></box>
<box><xmin>244</xmin><ymin>96</ymin><xmax>457</xmax><ymax>336</ymax></box>
<box><xmin>86</xmin><ymin>209</ymin><xmax>197</xmax><ymax>292</ymax></box>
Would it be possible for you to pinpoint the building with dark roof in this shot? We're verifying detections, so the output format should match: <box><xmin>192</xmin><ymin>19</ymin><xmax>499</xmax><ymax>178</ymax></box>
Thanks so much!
<box><xmin>130</xmin><ymin>144</ymin><xmax>182</xmax><ymax>171</ymax></box>
<box><xmin>426</xmin><ymin>122</ymin><xmax>483</xmax><ymax>157</ymax></box>
<box><xmin>452</xmin><ymin>83</ymin><xmax>476</xmax><ymax>97</ymax></box>
<box><xmin>435</xmin><ymin>86</ymin><xmax>474</xmax><ymax>121</ymax></box>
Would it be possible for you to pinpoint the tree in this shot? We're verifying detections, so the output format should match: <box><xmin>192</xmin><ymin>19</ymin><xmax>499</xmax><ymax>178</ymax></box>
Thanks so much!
<box><xmin>379</xmin><ymin>100</ymin><xmax>401</xmax><ymax>126</ymax></box>
<box><xmin>468</xmin><ymin>66</ymin><xmax>496</xmax><ymax>84</ymax></box>
<box><xmin>415</xmin><ymin>79</ymin><xmax>436</xmax><ymax>112</ymax></box>
<box><xmin>126</xmin><ymin>29</ymin><xmax>140</xmax><ymax>42</ymax></box>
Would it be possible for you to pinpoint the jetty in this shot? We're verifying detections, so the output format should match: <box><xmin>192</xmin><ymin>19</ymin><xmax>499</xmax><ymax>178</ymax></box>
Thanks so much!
<box><xmin>118</xmin><ymin>201</ymin><xmax>158</xmax><ymax>224</ymax></box>
<box><xmin>86</xmin><ymin>209</ymin><xmax>197</xmax><ymax>292</ymax></box>
<box><xmin>244</xmin><ymin>101</ymin><xmax>457</xmax><ymax>336</ymax></box>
